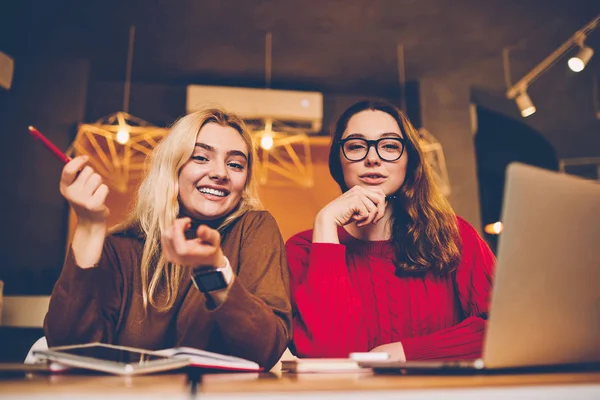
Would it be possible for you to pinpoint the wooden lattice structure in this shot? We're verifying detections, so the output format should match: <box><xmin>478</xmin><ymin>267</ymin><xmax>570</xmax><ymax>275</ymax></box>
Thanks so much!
<box><xmin>252</xmin><ymin>120</ymin><xmax>315</xmax><ymax>188</ymax></box>
<box><xmin>67</xmin><ymin>114</ymin><xmax>451</xmax><ymax>196</ymax></box>
<box><xmin>68</xmin><ymin>112</ymin><xmax>167</xmax><ymax>193</ymax></box>
<box><xmin>417</xmin><ymin>127</ymin><xmax>451</xmax><ymax>196</ymax></box>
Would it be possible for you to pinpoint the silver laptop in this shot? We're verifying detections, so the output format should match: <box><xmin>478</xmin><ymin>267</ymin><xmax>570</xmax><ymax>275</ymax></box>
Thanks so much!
<box><xmin>361</xmin><ymin>163</ymin><xmax>600</xmax><ymax>372</ymax></box>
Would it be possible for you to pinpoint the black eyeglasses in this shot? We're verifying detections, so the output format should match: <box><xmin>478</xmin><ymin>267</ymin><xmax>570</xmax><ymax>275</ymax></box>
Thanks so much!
<box><xmin>339</xmin><ymin>137</ymin><xmax>406</xmax><ymax>162</ymax></box>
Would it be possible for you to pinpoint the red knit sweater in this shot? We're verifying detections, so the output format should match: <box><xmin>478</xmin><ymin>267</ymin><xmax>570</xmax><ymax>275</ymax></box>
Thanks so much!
<box><xmin>286</xmin><ymin>217</ymin><xmax>496</xmax><ymax>361</ymax></box>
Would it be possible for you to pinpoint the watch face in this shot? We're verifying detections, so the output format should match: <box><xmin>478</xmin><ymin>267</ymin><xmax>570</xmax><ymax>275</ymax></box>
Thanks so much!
<box><xmin>193</xmin><ymin>270</ymin><xmax>228</xmax><ymax>292</ymax></box>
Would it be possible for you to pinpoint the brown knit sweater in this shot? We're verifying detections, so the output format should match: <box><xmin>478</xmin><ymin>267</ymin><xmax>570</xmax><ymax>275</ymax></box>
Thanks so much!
<box><xmin>44</xmin><ymin>211</ymin><xmax>292</xmax><ymax>370</ymax></box>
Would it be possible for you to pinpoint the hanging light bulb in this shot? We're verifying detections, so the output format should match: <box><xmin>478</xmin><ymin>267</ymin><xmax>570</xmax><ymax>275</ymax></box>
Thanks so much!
<box><xmin>68</xmin><ymin>27</ymin><xmax>168</xmax><ymax>194</ymax></box>
<box><xmin>515</xmin><ymin>91</ymin><xmax>536</xmax><ymax>117</ymax></box>
<box><xmin>260</xmin><ymin>134</ymin><xmax>274</xmax><ymax>150</ymax></box>
<box><xmin>261</xmin><ymin>118</ymin><xmax>274</xmax><ymax>150</ymax></box>
<box><xmin>116</xmin><ymin>126</ymin><xmax>130</xmax><ymax>144</ymax></box>
<box><xmin>568</xmin><ymin>45</ymin><xmax>594</xmax><ymax>72</ymax></box>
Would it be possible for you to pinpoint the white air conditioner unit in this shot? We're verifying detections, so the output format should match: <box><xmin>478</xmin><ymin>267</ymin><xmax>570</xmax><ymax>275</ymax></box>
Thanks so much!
<box><xmin>186</xmin><ymin>85</ymin><xmax>323</xmax><ymax>133</ymax></box>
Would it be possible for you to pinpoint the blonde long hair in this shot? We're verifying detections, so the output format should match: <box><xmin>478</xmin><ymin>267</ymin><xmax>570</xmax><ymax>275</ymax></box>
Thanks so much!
<box><xmin>329</xmin><ymin>100</ymin><xmax>461</xmax><ymax>275</ymax></box>
<box><xmin>121</xmin><ymin>106</ymin><xmax>262</xmax><ymax>310</ymax></box>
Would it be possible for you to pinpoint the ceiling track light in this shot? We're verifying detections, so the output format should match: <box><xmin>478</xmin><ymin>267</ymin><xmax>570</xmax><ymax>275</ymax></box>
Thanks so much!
<box><xmin>515</xmin><ymin>90</ymin><xmax>536</xmax><ymax>117</ymax></box>
<box><xmin>505</xmin><ymin>14</ymin><xmax>599</xmax><ymax>117</ymax></box>
<box><xmin>568</xmin><ymin>45</ymin><xmax>594</xmax><ymax>72</ymax></box>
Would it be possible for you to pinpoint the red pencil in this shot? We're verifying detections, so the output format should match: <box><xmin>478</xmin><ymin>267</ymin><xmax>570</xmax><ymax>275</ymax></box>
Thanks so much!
<box><xmin>28</xmin><ymin>126</ymin><xmax>71</xmax><ymax>164</ymax></box>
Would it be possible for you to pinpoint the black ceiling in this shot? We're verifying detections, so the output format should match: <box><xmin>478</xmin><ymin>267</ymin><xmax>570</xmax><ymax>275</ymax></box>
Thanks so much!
<box><xmin>2</xmin><ymin>0</ymin><xmax>600</xmax><ymax>156</ymax></box>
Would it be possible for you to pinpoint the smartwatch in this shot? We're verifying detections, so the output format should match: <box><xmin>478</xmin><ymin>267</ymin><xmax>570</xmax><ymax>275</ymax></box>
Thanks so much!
<box><xmin>191</xmin><ymin>257</ymin><xmax>234</xmax><ymax>293</ymax></box>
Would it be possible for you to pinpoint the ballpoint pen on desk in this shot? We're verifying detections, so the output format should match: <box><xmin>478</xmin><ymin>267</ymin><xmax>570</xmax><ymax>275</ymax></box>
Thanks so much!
<box><xmin>27</xmin><ymin>126</ymin><xmax>71</xmax><ymax>164</ymax></box>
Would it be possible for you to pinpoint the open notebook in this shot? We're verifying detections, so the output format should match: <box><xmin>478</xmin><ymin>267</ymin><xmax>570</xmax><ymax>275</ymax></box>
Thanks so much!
<box><xmin>154</xmin><ymin>347</ymin><xmax>261</xmax><ymax>372</ymax></box>
<box><xmin>30</xmin><ymin>342</ymin><xmax>261</xmax><ymax>375</ymax></box>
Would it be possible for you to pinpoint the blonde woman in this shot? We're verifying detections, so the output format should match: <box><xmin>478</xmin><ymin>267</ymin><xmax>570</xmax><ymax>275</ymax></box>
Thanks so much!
<box><xmin>45</xmin><ymin>107</ymin><xmax>291</xmax><ymax>369</ymax></box>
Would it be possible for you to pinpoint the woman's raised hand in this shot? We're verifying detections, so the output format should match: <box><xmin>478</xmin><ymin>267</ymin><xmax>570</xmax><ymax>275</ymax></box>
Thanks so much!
<box><xmin>161</xmin><ymin>217</ymin><xmax>226</xmax><ymax>268</ymax></box>
<box><xmin>313</xmin><ymin>186</ymin><xmax>386</xmax><ymax>243</ymax></box>
<box><xmin>60</xmin><ymin>156</ymin><xmax>110</xmax><ymax>269</ymax></box>
<box><xmin>60</xmin><ymin>156</ymin><xmax>110</xmax><ymax>224</ymax></box>
<box><xmin>321</xmin><ymin>186</ymin><xmax>386</xmax><ymax>227</ymax></box>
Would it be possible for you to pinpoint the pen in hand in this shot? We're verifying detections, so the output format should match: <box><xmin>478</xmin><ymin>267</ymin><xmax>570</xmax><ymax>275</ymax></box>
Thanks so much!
<box><xmin>28</xmin><ymin>126</ymin><xmax>71</xmax><ymax>164</ymax></box>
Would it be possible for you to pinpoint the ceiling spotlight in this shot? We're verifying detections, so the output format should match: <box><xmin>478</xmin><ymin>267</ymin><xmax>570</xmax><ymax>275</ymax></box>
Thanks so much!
<box><xmin>505</xmin><ymin>15</ymin><xmax>599</xmax><ymax>116</ymax></box>
<box><xmin>515</xmin><ymin>91</ymin><xmax>536</xmax><ymax>117</ymax></box>
<box><xmin>568</xmin><ymin>45</ymin><xmax>594</xmax><ymax>72</ymax></box>
<box><xmin>484</xmin><ymin>222</ymin><xmax>504</xmax><ymax>235</ymax></box>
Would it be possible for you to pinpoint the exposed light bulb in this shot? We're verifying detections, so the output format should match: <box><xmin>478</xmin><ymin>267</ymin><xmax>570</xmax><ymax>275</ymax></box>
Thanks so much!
<box><xmin>260</xmin><ymin>134</ymin><xmax>274</xmax><ymax>150</ymax></box>
<box><xmin>116</xmin><ymin>127</ymin><xmax>130</xmax><ymax>144</ymax></box>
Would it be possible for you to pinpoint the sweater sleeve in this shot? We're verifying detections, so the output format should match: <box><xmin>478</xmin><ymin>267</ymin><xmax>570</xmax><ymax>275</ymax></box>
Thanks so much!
<box><xmin>287</xmin><ymin>232</ymin><xmax>368</xmax><ymax>358</ymax></box>
<box><xmin>208</xmin><ymin>211</ymin><xmax>292</xmax><ymax>370</ymax></box>
<box><xmin>401</xmin><ymin>218</ymin><xmax>496</xmax><ymax>360</ymax></box>
<box><xmin>44</xmin><ymin>237</ymin><xmax>124</xmax><ymax>346</ymax></box>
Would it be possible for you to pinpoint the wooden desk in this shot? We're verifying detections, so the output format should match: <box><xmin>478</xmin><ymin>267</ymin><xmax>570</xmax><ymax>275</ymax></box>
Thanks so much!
<box><xmin>1</xmin><ymin>371</ymin><xmax>600</xmax><ymax>399</ymax></box>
